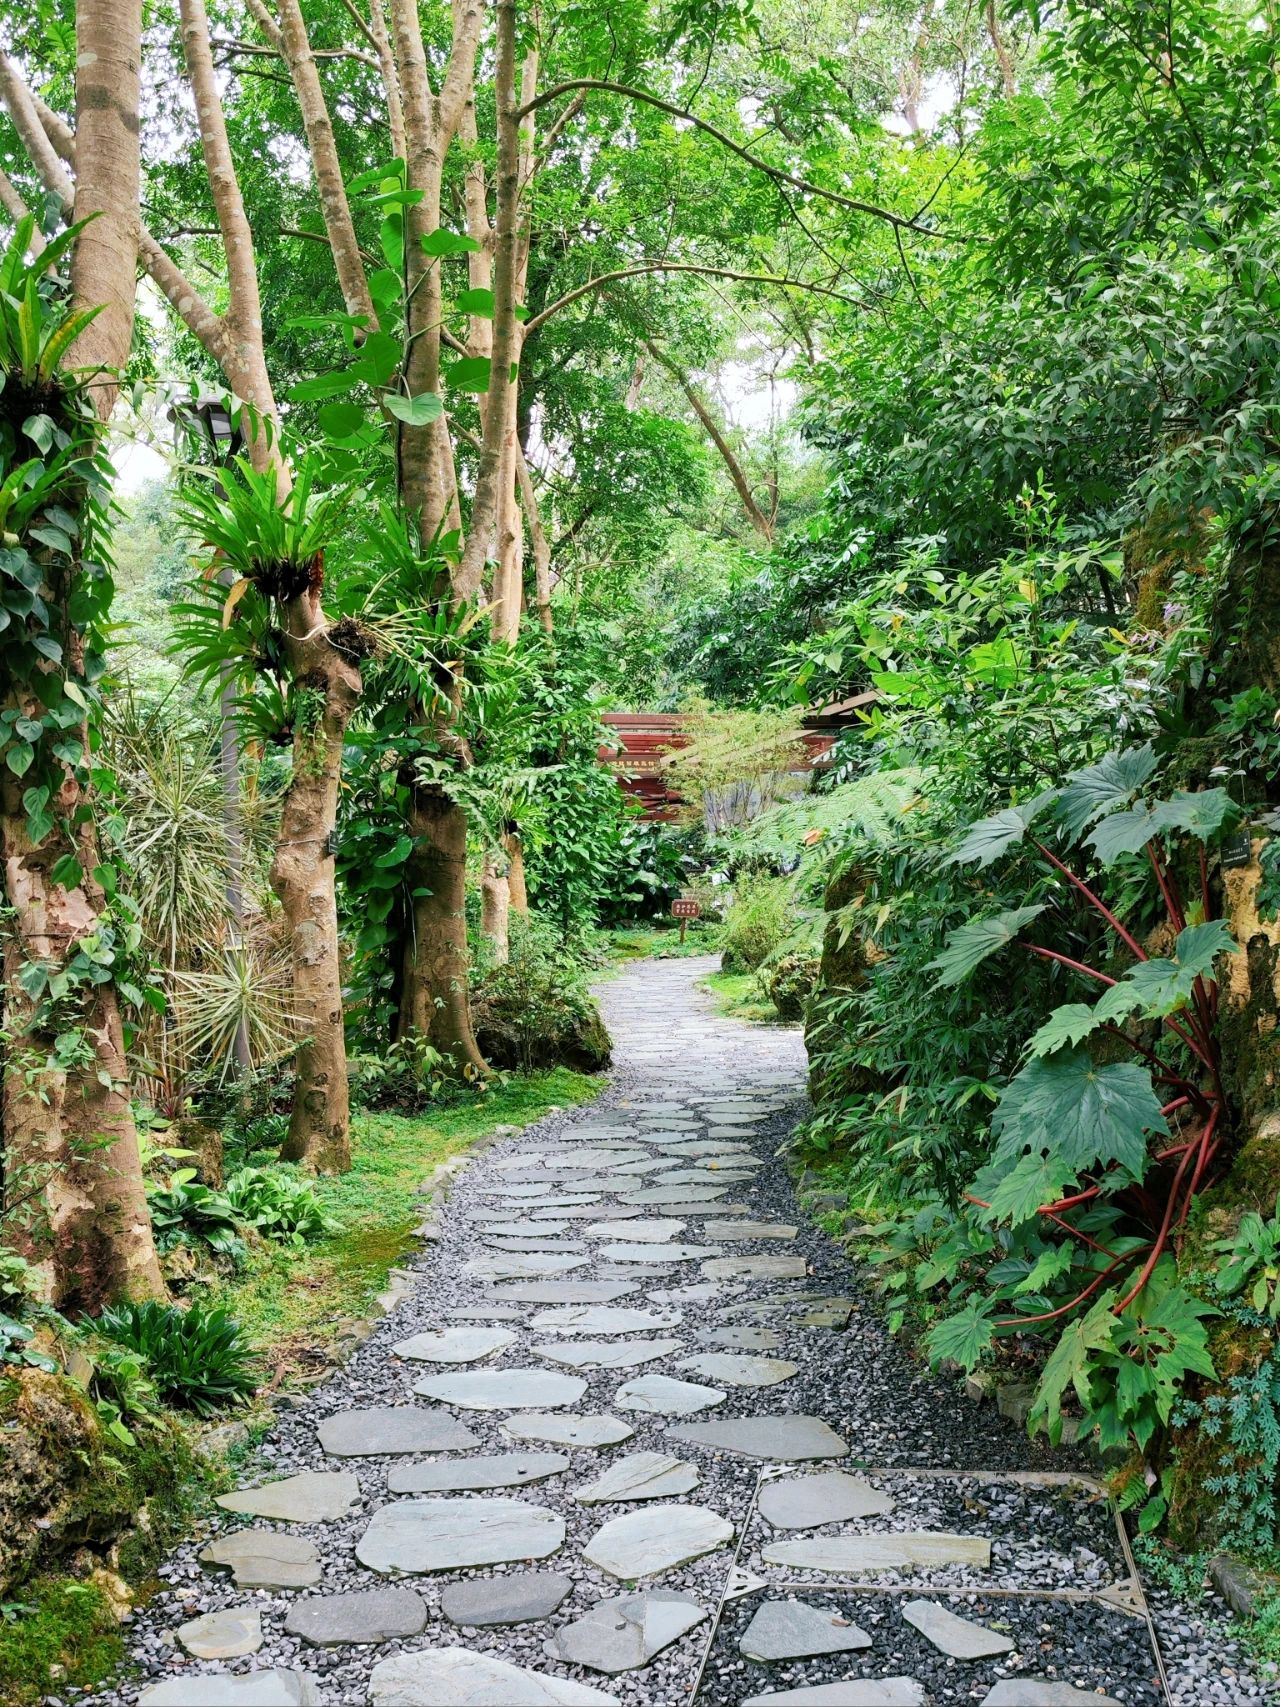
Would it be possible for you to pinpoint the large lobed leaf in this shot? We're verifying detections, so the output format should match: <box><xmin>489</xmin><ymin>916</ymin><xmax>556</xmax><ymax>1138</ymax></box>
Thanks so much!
<box><xmin>944</xmin><ymin>796</ymin><xmax>1054</xmax><ymax>868</ymax></box>
<box><xmin>991</xmin><ymin>1047</ymin><xmax>1168</xmax><ymax>1181</ymax></box>
<box><xmin>1054</xmin><ymin>744</ymin><xmax>1157</xmax><ymax>839</ymax></box>
<box><xmin>927</xmin><ymin>904</ymin><xmax>1046</xmax><ymax>986</ymax></box>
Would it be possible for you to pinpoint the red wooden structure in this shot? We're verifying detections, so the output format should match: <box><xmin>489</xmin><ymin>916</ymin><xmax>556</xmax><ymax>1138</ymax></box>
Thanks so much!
<box><xmin>599</xmin><ymin>694</ymin><xmax>877</xmax><ymax>820</ymax></box>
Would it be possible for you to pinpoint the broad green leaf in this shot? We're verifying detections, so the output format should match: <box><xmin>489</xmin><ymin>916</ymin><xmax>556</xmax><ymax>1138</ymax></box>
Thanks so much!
<box><xmin>1029</xmin><ymin>1297</ymin><xmax>1118</xmax><ymax>1443</ymax></box>
<box><xmin>992</xmin><ymin>1048</ymin><xmax>1167</xmax><ymax>1179</ymax></box>
<box><xmin>1173</xmin><ymin>918</ymin><xmax>1236</xmax><ymax>973</ymax></box>
<box><xmin>22</xmin><ymin>413</ymin><xmax>54</xmax><ymax>453</ymax></box>
<box><xmin>1027</xmin><ymin>1002</ymin><xmax>1101</xmax><ymax>1056</ymax></box>
<box><xmin>1055</xmin><ymin>745</ymin><xmax>1157</xmax><ymax>838</ymax></box>
<box><xmin>456</xmin><ymin>286</ymin><xmax>496</xmax><ymax>317</ymax></box>
<box><xmin>1086</xmin><ymin>804</ymin><xmax>1162</xmax><ymax>864</ymax></box>
<box><xmin>927</xmin><ymin>905</ymin><xmax>1045</xmax><ymax>986</ymax></box>
<box><xmin>924</xmin><ymin>1299</ymin><xmax>995</xmax><ymax>1371</ymax></box>
<box><xmin>318</xmin><ymin>401</ymin><xmax>366</xmax><ymax>439</ymax></box>
<box><xmin>1013</xmin><ymin>1243</ymin><xmax>1079</xmax><ymax>1295</ymax></box>
<box><xmin>422</xmin><ymin>228</ymin><xmax>482</xmax><ymax>257</ymax></box>
<box><xmin>984</xmin><ymin>1152</ymin><xmax>1073</xmax><ymax>1224</ymax></box>
<box><xmin>288</xmin><ymin>370</ymin><xmax>356</xmax><ymax>403</ymax></box>
<box><xmin>1154</xmin><ymin>788</ymin><xmax>1237</xmax><ymax>840</ymax></box>
<box><xmin>383</xmin><ymin>392</ymin><xmax>444</xmax><ymax>426</ymax></box>
<box><xmin>945</xmin><ymin>798</ymin><xmax>1050</xmax><ymax>867</ymax></box>
<box><xmin>444</xmin><ymin>355</ymin><xmax>492</xmax><ymax>393</ymax></box>
<box><xmin>5</xmin><ymin>742</ymin><xmax>33</xmax><ymax>776</ymax></box>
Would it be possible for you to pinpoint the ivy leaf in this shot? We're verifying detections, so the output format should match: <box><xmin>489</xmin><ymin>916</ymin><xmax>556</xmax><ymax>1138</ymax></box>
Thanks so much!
<box><xmin>5</xmin><ymin>742</ymin><xmax>33</xmax><ymax>776</ymax></box>
<box><xmin>992</xmin><ymin>1048</ymin><xmax>1167</xmax><ymax>1179</ymax></box>
<box><xmin>924</xmin><ymin>1299</ymin><xmax>995</xmax><ymax>1371</ymax></box>
<box><xmin>456</xmin><ymin>286</ymin><xmax>496</xmax><ymax>317</ymax></box>
<box><xmin>927</xmin><ymin>905</ymin><xmax>1045</xmax><ymax>986</ymax></box>
<box><xmin>1055</xmin><ymin>745</ymin><xmax>1157</xmax><ymax>838</ymax></box>
<box><xmin>945</xmin><ymin>799</ymin><xmax>1051</xmax><ymax>868</ymax></box>
<box><xmin>1027</xmin><ymin>1002</ymin><xmax>1102</xmax><ymax>1056</ymax></box>
<box><xmin>383</xmin><ymin>392</ymin><xmax>443</xmax><ymax>427</ymax></box>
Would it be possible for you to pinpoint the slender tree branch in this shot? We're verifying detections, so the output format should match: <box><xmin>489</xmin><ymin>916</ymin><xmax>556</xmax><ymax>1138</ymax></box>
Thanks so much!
<box><xmin>514</xmin><ymin>79</ymin><xmax>943</xmax><ymax>236</ymax></box>
<box><xmin>644</xmin><ymin>337</ymin><xmax>773</xmax><ymax>541</ymax></box>
<box><xmin>524</xmin><ymin>261</ymin><xmax>865</xmax><ymax>336</ymax></box>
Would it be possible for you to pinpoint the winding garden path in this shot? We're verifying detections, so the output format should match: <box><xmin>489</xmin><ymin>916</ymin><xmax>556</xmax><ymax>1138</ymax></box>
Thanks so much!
<box><xmin>90</xmin><ymin>958</ymin><xmax>1270</xmax><ymax>1707</ymax></box>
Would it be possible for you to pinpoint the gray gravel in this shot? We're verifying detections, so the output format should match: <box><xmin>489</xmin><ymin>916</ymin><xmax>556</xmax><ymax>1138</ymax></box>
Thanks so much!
<box><xmin>71</xmin><ymin>956</ymin><xmax>1278</xmax><ymax>1707</ymax></box>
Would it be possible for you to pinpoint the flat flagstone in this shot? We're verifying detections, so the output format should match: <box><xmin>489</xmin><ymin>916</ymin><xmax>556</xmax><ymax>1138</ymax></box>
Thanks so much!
<box><xmin>450</xmin><ymin>1304</ymin><xmax>525</xmax><ymax>1320</ymax></box>
<box><xmin>391</xmin><ymin>1326</ymin><xmax>517</xmax><ymax>1363</ymax></box>
<box><xmin>215</xmin><ymin>1470</ymin><xmax>359</xmax><ymax>1523</ymax></box>
<box><xmin>466</xmin><ymin>1252</ymin><xmax>590</xmax><ymax>1281</ymax></box>
<box><xmin>491</xmin><ymin>1280</ymin><xmax>640</xmax><ymax>1303</ymax></box>
<box><xmin>441</xmin><ymin>1572</ymin><xmax>574</xmax><ymax>1627</ymax></box>
<box><xmin>758</xmin><ymin>1472</ymin><xmax>896</xmax><ymax>1529</ymax></box>
<box><xmin>412</xmin><ymin>1368</ymin><xmax>587</xmax><ymax>1410</ymax></box>
<box><xmin>598</xmin><ymin>1243</ymin><xmax>721</xmax><ymax>1263</ymax></box>
<box><xmin>574</xmin><ymin>1450</ymin><xmax>700</xmax><ymax>1504</ymax></box>
<box><xmin>530</xmin><ymin>1304</ymin><xmax>682</xmax><ymax>1334</ymax></box>
<box><xmin>176</xmin><ymin>1606</ymin><xmax>264</xmax><ymax>1659</ymax></box>
<box><xmin>650</xmin><ymin>1283</ymin><xmax>726</xmax><ymax>1303</ymax></box>
<box><xmin>624</xmin><ymin>1184</ymin><xmax>731</xmax><ymax>1205</ymax></box>
<box><xmin>980</xmin><ymin>1688</ymin><xmax>1121</xmax><ymax>1707</ymax></box>
<box><xmin>763</xmin><ymin>1533</ymin><xmax>991</xmax><ymax>1573</ymax></box>
<box><xmin>356</xmin><ymin>1496</ymin><xmax>565</xmax><ymax>1573</ymax></box>
<box><xmin>502</xmin><ymin>1412</ymin><xmax>635</xmax><ymax>1449</ymax></box>
<box><xmin>614</xmin><ymin>1373</ymin><xmax>726</xmax><ymax>1415</ymax></box>
<box><xmin>696</xmin><ymin>1326</ymin><xmax>782</xmax><ymax>1351</ymax></box>
<box><xmin>585</xmin><ymin>1219</ymin><xmax>687</xmax><ymax>1241</ymax></box>
<box><xmin>740</xmin><ymin>1599</ymin><xmax>873</xmax><ymax>1662</ymax></box>
<box><xmin>544</xmin><ymin>1590</ymin><xmax>708</xmax><ymax>1674</ymax></box>
<box><xmin>484</xmin><ymin>1220</ymin><xmax>571</xmax><ymax>1236</ymax></box>
<box><xmin>612</xmin><ymin>1157</ymin><xmax>686</xmax><ymax>1175</ymax></box>
<box><xmin>901</xmin><ymin>1598</ymin><xmax>1015</xmax><ymax>1658</ymax></box>
<box><xmin>702</xmin><ymin>1254</ymin><xmax>808</xmax><ymax>1281</ymax></box>
<box><xmin>655</xmin><ymin>1167</ymin><xmax>756</xmax><ymax>1184</ymax></box>
<box><xmin>489</xmin><ymin>1193</ymin><xmax>604</xmax><ymax>1210</ymax></box>
<box><xmin>702</xmin><ymin>1220</ymin><xmax>798</xmax><ymax>1240</ymax></box>
<box><xmin>317</xmin><ymin>1407</ymin><xmax>479</xmax><ymax>1457</ymax></box>
<box><xmin>583</xmin><ymin>1503</ymin><xmax>734</xmax><ymax>1579</ymax></box>
<box><xmin>535</xmin><ymin>1337</ymin><xmax>684</xmax><ymax>1370</ymax></box>
<box><xmin>534</xmin><ymin>1204</ymin><xmax>643</xmax><ymax>1222</ymax></box>
<box><xmin>676</xmin><ymin>1352</ymin><xmax>798</xmax><ymax>1388</ymax></box>
<box><xmin>139</xmin><ymin>1672</ymin><xmax>321</xmax><ymax>1707</ymax></box>
<box><xmin>284</xmin><ymin>1586</ymin><xmax>428</xmax><ymax>1646</ymax></box>
<box><xmin>667</xmin><ymin>1416</ymin><xmax>848</xmax><ymax>1461</ymax></box>
<box><xmin>388</xmin><ymin>1451</ymin><xmax>570</xmax><ymax>1493</ymax></box>
<box><xmin>741</xmin><ymin>1682</ymin><xmax>925</xmax><ymax>1706</ymax></box>
<box><xmin>199</xmin><ymin>1531</ymin><xmax>322</xmax><ymax>1589</ymax></box>
<box><xmin>368</xmin><ymin>1649</ymin><xmax>620</xmax><ymax>1706</ymax></box>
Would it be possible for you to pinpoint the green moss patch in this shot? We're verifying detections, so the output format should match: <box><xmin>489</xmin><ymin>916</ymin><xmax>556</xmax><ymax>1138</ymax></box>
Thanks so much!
<box><xmin>0</xmin><ymin>1576</ymin><xmax>124</xmax><ymax>1706</ymax></box>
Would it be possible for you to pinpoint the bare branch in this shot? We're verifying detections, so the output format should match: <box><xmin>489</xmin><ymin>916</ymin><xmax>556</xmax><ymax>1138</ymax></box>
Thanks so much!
<box><xmin>516</xmin><ymin>79</ymin><xmax>944</xmax><ymax>236</ymax></box>
<box><xmin>524</xmin><ymin>260</ymin><xmax>865</xmax><ymax>336</ymax></box>
<box><xmin>645</xmin><ymin>338</ymin><xmax>773</xmax><ymax>541</ymax></box>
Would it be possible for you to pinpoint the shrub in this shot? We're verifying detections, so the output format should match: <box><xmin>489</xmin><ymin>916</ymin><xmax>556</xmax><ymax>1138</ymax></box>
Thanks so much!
<box><xmin>766</xmin><ymin>951</ymin><xmax>820</xmax><ymax>1021</ymax></box>
<box><xmin>472</xmin><ymin>914</ymin><xmax>611</xmax><ymax>1073</ymax></box>
<box><xmin>143</xmin><ymin>1170</ymin><xmax>243</xmax><ymax>1259</ymax></box>
<box><xmin>718</xmin><ymin>872</ymin><xmax>796</xmax><ymax>972</ymax></box>
<box><xmin>97</xmin><ymin>1300</ymin><xmax>258</xmax><ymax>1416</ymax></box>
<box><xmin>348</xmin><ymin>1035</ymin><xmax>467</xmax><ymax>1113</ymax></box>
<box><xmin>222</xmin><ymin>1166</ymin><xmax>339</xmax><ymax>1246</ymax></box>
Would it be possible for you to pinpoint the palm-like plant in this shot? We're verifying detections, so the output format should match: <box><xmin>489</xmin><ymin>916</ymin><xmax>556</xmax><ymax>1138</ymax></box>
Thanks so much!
<box><xmin>169</xmin><ymin>940</ymin><xmax>299</xmax><ymax>1083</ymax></box>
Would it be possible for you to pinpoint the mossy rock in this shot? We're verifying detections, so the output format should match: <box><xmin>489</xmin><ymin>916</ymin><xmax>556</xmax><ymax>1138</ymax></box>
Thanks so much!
<box><xmin>0</xmin><ymin>1368</ymin><xmax>196</xmax><ymax>1597</ymax></box>
<box><xmin>474</xmin><ymin>996</ymin><xmax>612</xmax><ymax>1074</ymax></box>
<box><xmin>766</xmin><ymin>952</ymin><xmax>820</xmax><ymax>1022</ymax></box>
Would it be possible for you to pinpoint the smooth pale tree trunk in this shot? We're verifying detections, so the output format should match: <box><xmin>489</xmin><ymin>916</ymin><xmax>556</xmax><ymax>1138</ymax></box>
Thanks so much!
<box><xmin>271</xmin><ymin>595</ymin><xmax>363</xmax><ymax>1173</ymax></box>
<box><xmin>480</xmin><ymin>850</ymin><xmax>511</xmax><ymax>965</ymax></box>
<box><xmin>505</xmin><ymin>825</ymin><xmax>528</xmax><ymax>914</ymax></box>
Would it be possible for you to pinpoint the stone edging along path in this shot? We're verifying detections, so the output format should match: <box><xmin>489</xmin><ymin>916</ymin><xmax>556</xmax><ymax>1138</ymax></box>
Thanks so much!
<box><xmin>83</xmin><ymin>956</ymin><xmax>1273</xmax><ymax>1707</ymax></box>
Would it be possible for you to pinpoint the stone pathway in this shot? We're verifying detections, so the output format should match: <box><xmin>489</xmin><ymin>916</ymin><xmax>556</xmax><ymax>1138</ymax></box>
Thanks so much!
<box><xmin>87</xmin><ymin>957</ymin><xmax>1274</xmax><ymax>1706</ymax></box>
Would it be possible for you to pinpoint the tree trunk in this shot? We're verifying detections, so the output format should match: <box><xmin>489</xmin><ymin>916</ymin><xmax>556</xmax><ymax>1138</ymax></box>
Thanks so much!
<box><xmin>504</xmin><ymin>824</ymin><xmax>528</xmax><ymax>914</ymax></box>
<box><xmin>271</xmin><ymin>599</ymin><xmax>363</xmax><ymax>1172</ymax></box>
<box><xmin>481</xmin><ymin>850</ymin><xmax>511</xmax><ymax>964</ymax></box>
<box><xmin>397</xmin><ymin>787</ymin><xmax>487</xmax><ymax>1073</ymax></box>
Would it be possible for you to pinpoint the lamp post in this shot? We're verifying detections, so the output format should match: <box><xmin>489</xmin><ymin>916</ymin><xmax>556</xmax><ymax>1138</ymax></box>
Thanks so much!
<box><xmin>169</xmin><ymin>391</ymin><xmax>252</xmax><ymax>1075</ymax></box>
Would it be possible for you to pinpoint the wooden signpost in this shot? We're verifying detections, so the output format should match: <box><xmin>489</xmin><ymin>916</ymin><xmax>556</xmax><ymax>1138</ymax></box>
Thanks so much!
<box><xmin>671</xmin><ymin>894</ymin><xmax>701</xmax><ymax>943</ymax></box>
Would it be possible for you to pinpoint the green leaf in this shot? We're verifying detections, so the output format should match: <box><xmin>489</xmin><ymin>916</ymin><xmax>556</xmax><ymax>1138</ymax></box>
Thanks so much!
<box><xmin>1030</xmin><ymin>1297</ymin><xmax>1118</xmax><ymax>1443</ymax></box>
<box><xmin>422</xmin><ymin>228</ymin><xmax>482</xmax><ymax>257</ymax></box>
<box><xmin>1155</xmin><ymin>788</ymin><xmax>1237</xmax><ymax>840</ymax></box>
<box><xmin>1055</xmin><ymin>745</ymin><xmax>1157</xmax><ymax>838</ymax></box>
<box><xmin>984</xmin><ymin>1152</ymin><xmax>1074</xmax><ymax>1224</ymax></box>
<box><xmin>1086</xmin><ymin>804</ymin><xmax>1163</xmax><ymax>864</ymax></box>
<box><xmin>5</xmin><ymin>742</ymin><xmax>33</xmax><ymax>776</ymax></box>
<box><xmin>50</xmin><ymin>853</ymin><xmax>82</xmax><ymax>889</ymax></box>
<box><xmin>444</xmin><ymin>355</ymin><xmax>493</xmax><ymax>393</ymax></box>
<box><xmin>993</xmin><ymin>1049</ymin><xmax>1168</xmax><ymax>1179</ymax></box>
<box><xmin>924</xmin><ymin>1299</ymin><xmax>995</xmax><ymax>1371</ymax></box>
<box><xmin>1013</xmin><ymin>1243</ymin><xmax>1079</xmax><ymax>1295</ymax></box>
<box><xmin>456</xmin><ymin>287</ymin><xmax>496</xmax><ymax>317</ymax></box>
<box><xmin>927</xmin><ymin>905</ymin><xmax>1045</xmax><ymax>987</ymax></box>
<box><xmin>1028</xmin><ymin>1003</ymin><xmax>1102</xmax><ymax>1056</ymax></box>
<box><xmin>383</xmin><ymin>392</ymin><xmax>444</xmax><ymax>426</ymax></box>
<box><xmin>1173</xmin><ymin>918</ymin><xmax>1236</xmax><ymax>973</ymax></box>
<box><xmin>317</xmin><ymin>401</ymin><xmax>366</xmax><ymax>439</ymax></box>
<box><xmin>22</xmin><ymin>413</ymin><xmax>54</xmax><ymax>453</ymax></box>
<box><xmin>288</xmin><ymin>370</ymin><xmax>356</xmax><ymax>403</ymax></box>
